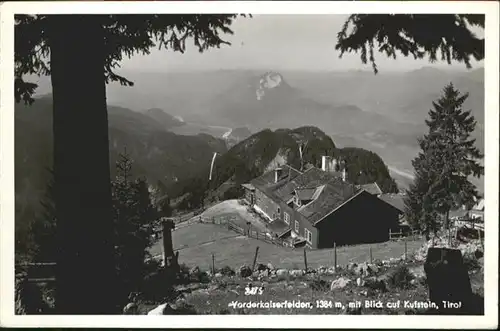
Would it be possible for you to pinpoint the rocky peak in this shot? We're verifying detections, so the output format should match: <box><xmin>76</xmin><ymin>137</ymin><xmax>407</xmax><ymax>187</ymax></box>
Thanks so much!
<box><xmin>256</xmin><ymin>71</ymin><xmax>285</xmax><ymax>100</ymax></box>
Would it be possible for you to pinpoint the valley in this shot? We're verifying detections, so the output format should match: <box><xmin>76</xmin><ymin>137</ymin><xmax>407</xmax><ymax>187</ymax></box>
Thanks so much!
<box><xmin>18</xmin><ymin>67</ymin><xmax>485</xmax><ymax>243</ymax></box>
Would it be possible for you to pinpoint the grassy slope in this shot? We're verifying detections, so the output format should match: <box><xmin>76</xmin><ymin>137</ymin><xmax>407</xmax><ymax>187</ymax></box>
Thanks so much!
<box><xmin>150</xmin><ymin>222</ymin><xmax>424</xmax><ymax>271</ymax></box>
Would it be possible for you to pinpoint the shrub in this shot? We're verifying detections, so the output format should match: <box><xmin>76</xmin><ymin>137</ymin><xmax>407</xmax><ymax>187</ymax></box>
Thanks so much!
<box><xmin>386</xmin><ymin>266</ymin><xmax>414</xmax><ymax>290</ymax></box>
<box><xmin>309</xmin><ymin>278</ymin><xmax>330</xmax><ymax>292</ymax></box>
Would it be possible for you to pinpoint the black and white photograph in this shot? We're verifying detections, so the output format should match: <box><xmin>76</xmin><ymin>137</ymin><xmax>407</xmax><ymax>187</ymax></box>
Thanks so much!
<box><xmin>1</xmin><ymin>1</ymin><xmax>498</xmax><ymax>328</ymax></box>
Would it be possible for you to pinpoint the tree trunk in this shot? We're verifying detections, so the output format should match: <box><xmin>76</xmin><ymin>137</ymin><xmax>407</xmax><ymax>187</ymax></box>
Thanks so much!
<box><xmin>48</xmin><ymin>15</ymin><xmax>118</xmax><ymax>314</ymax></box>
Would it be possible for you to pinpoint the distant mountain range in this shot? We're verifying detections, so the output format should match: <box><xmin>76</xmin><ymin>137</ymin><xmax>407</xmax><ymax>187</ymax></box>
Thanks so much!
<box><xmin>15</xmin><ymin>95</ymin><xmax>228</xmax><ymax>236</ymax></box>
<box><xmin>27</xmin><ymin>66</ymin><xmax>484</xmax><ymax>193</ymax></box>
<box><xmin>141</xmin><ymin>108</ymin><xmax>186</xmax><ymax>130</ymax></box>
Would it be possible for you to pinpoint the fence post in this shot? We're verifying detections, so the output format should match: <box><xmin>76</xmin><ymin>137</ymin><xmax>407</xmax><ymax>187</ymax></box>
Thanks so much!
<box><xmin>252</xmin><ymin>246</ymin><xmax>260</xmax><ymax>271</ymax></box>
<box><xmin>303</xmin><ymin>248</ymin><xmax>308</xmax><ymax>272</ymax></box>
<box><xmin>404</xmin><ymin>240</ymin><xmax>408</xmax><ymax>262</ymax></box>
<box><xmin>369</xmin><ymin>246</ymin><xmax>373</xmax><ymax>264</ymax></box>
<box><xmin>334</xmin><ymin>242</ymin><xmax>337</xmax><ymax>271</ymax></box>
<box><xmin>212</xmin><ymin>253</ymin><xmax>215</xmax><ymax>275</ymax></box>
<box><xmin>389</xmin><ymin>228</ymin><xmax>392</xmax><ymax>240</ymax></box>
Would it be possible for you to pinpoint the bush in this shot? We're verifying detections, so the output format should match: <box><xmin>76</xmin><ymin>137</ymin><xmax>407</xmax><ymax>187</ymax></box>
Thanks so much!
<box><xmin>139</xmin><ymin>267</ymin><xmax>177</xmax><ymax>304</ymax></box>
<box><xmin>309</xmin><ymin>278</ymin><xmax>330</xmax><ymax>292</ymax></box>
<box><xmin>15</xmin><ymin>276</ymin><xmax>53</xmax><ymax>314</ymax></box>
<box><xmin>386</xmin><ymin>266</ymin><xmax>414</xmax><ymax>290</ymax></box>
<box><xmin>222</xmin><ymin>186</ymin><xmax>245</xmax><ymax>200</ymax></box>
<box><xmin>219</xmin><ymin>266</ymin><xmax>236</xmax><ymax>277</ymax></box>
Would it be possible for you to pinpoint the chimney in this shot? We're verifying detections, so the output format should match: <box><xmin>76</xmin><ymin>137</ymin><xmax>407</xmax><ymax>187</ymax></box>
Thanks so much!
<box><xmin>274</xmin><ymin>167</ymin><xmax>283</xmax><ymax>183</ymax></box>
<box><xmin>331</xmin><ymin>158</ymin><xmax>338</xmax><ymax>172</ymax></box>
<box><xmin>321</xmin><ymin>155</ymin><xmax>331</xmax><ymax>172</ymax></box>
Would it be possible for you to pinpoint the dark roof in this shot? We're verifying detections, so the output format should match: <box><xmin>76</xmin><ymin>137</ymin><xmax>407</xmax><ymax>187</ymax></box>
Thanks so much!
<box><xmin>360</xmin><ymin>182</ymin><xmax>383</xmax><ymax>195</ymax></box>
<box><xmin>378</xmin><ymin>194</ymin><xmax>405</xmax><ymax>213</ymax></box>
<box><xmin>250</xmin><ymin>165</ymin><xmax>303</xmax><ymax>197</ymax></box>
<box><xmin>254</xmin><ymin>167</ymin><xmax>361</xmax><ymax>225</ymax></box>
<box><xmin>299</xmin><ymin>180</ymin><xmax>360</xmax><ymax>224</ymax></box>
<box><xmin>296</xmin><ymin>188</ymin><xmax>316</xmax><ymax>201</ymax></box>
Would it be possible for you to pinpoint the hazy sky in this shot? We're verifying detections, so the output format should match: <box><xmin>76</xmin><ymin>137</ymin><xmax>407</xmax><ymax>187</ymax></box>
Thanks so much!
<box><xmin>120</xmin><ymin>15</ymin><xmax>484</xmax><ymax>72</ymax></box>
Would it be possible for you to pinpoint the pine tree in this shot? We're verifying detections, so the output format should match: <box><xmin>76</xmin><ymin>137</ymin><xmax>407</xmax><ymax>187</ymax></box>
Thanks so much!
<box><xmin>14</xmin><ymin>13</ymin><xmax>483</xmax><ymax>313</ymax></box>
<box><xmin>336</xmin><ymin>14</ymin><xmax>484</xmax><ymax>74</ymax></box>
<box><xmin>404</xmin><ymin>83</ymin><xmax>483</xmax><ymax>235</ymax></box>
<box><xmin>15</xmin><ymin>14</ymin><xmax>243</xmax><ymax>313</ymax></box>
<box><xmin>111</xmin><ymin>149</ymin><xmax>161</xmax><ymax>306</ymax></box>
<box><xmin>29</xmin><ymin>168</ymin><xmax>57</xmax><ymax>263</ymax></box>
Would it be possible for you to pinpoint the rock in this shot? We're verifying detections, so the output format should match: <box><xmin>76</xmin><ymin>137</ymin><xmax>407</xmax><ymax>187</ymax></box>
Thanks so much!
<box><xmin>259</xmin><ymin>269</ymin><xmax>269</xmax><ymax>278</ymax></box>
<box><xmin>353</xmin><ymin>262</ymin><xmax>378</xmax><ymax>277</ymax></box>
<box><xmin>123</xmin><ymin>302</ymin><xmax>138</xmax><ymax>314</ymax></box>
<box><xmin>330</xmin><ymin>277</ymin><xmax>351</xmax><ymax>290</ymax></box>
<box><xmin>169</xmin><ymin>299</ymin><xmax>197</xmax><ymax>314</ymax></box>
<box><xmin>347</xmin><ymin>262</ymin><xmax>358</xmax><ymax>271</ymax></box>
<box><xmin>267</xmin><ymin>263</ymin><xmax>274</xmax><ymax>270</ymax></box>
<box><xmin>189</xmin><ymin>266</ymin><xmax>201</xmax><ymax>276</ymax></box>
<box><xmin>239</xmin><ymin>265</ymin><xmax>253</xmax><ymax>278</ymax></box>
<box><xmin>356</xmin><ymin>277</ymin><xmax>365</xmax><ymax>287</ymax></box>
<box><xmin>326</xmin><ymin>267</ymin><xmax>337</xmax><ymax>275</ymax></box>
<box><xmin>408</xmin><ymin>265</ymin><xmax>425</xmax><ymax>279</ymax></box>
<box><xmin>363</xmin><ymin>277</ymin><xmax>387</xmax><ymax>292</ymax></box>
<box><xmin>214</xmin><ymin>272</ymin><xmax>223</xmax><ymax>278</ymax></box>
<box><xmin>220</xmin><ymin>266</ymin><xmax>235</xmax><ymax>276</ymax></box>
<box><xmin>289</xmin><ymin>269</ymin><xmax>305</xmax><ymax>278</ymax></box>
<box><xmin>208</xmin><ymin>284</ymin><xmax>220</xmax><ymax>292</ymax></box>
<box><xmin>147</xmin><ymin>303</ymin><xmax>169</xmax><ymax>315</ymax></box>
<box><xmin>256</xmin><ymin>263</ymin><xmax>268</xmax><ymax>271</ymax></box>
<box><xmin>276</xmin><ymin>269</ymin><xmax>288</xmax><ymax>277</ymax></box>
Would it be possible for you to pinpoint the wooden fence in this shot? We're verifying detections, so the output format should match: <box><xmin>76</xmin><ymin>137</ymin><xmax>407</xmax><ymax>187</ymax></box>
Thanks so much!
<box><xmin>205</xmin><ymin>215</ymin><xmax>288</xmax><ymax>247</ymax></box>
<box><xmin>389</xmin><ymin>229</ymin><xmax>422</xmax><ymax>241</ymax></box>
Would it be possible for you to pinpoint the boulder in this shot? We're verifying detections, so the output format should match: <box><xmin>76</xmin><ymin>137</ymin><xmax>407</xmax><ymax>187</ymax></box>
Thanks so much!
<box><xmin>256</xmin><ymin>263</ymin><xmax>268</xmax><ymax>271</ymax></box>
<box><xmin>330</xmin><ymin>277</ymin><xmax>351</xmax><ymax>290</ymax></box>
<box><xmin>353</xmin><ymin>262</ymin><xmax>379</xmax><ymax>277</ymax></box>
<box><xmin>376</xmin><ymin>265</ymin><xmax>413</xmax><ymax>291</ymax></box>
<box><xmin>363</xmin><ymin>277</ymin><xmax>387</xmax><ymax>292</ymax></box>
<box><xmin>220</xmin><ymin>266</ymin><xmax>235</xmax><ymax>276</ymax></box>
<box><xmin>289</xmin><ymin>269</ymin><xmax>305</xmax><ymax>278</ymax></box>
<box><xmin>259</xmin><ymin>269</ymin><xmax>269</xmax><ymax>278</ymax></box>
<box><xmin>123</xmin><ymin>302</ymin><xmax>138</xmax><ymax>315</ymax></box>
<box><xmin>276</xmin><ymin>269</ymin><xmax>289</xmax><ymax>277</ymax></box>
<box><xmin>147</xmin><ymin>303</ymin><xmax>169</xmax><ymax>315</ymax></box>
<box><xmin>214</xmin><ymin>272</ymin><xmax>223</xmax><ymax>278</ymax></box>
<box><xmin>239</xmin><ymin>265</ymin><xmax>253</xmax><ymax>278</ymax></box>
<box><xmin>267</xmin><ymin>263</ymin><xmax>275</xmax><ymax>270</ymax></box>
<box><xmin>408</xmin><ymin>265</ymin><xmax>425</xmax><ymax>280</ymax></box>
<box><xmin>189</xmin><ymin>266</ymin><xmax>201</xmax><ymax>276</ymax></box>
